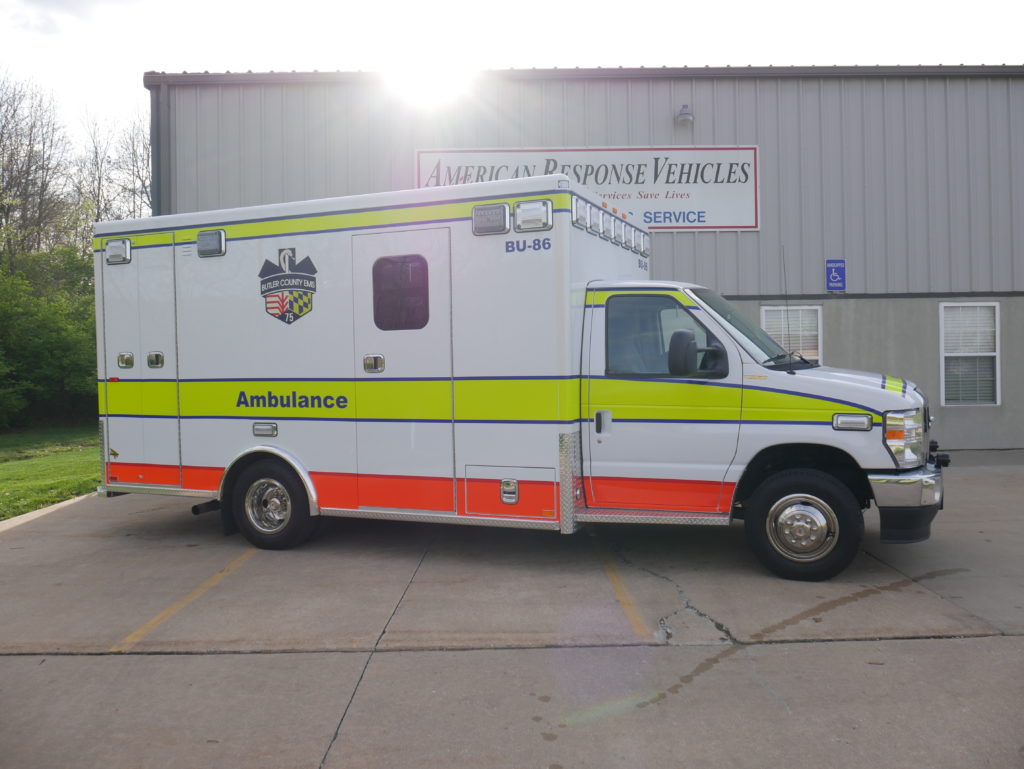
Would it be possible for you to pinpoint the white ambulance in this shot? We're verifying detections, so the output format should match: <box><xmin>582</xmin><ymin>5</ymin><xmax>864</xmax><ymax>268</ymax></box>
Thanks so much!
<box><xmin>93</xmin><ymin>174</ymin><xmax>946</xmax><ymax>581</ymax></box>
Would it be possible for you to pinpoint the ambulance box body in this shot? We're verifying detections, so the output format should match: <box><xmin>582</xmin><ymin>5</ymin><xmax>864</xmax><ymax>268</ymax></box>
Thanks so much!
<box><xmin>94</xmin><ymin>175</ymin><xmax>946</xmax><ymax>580</ymax></box>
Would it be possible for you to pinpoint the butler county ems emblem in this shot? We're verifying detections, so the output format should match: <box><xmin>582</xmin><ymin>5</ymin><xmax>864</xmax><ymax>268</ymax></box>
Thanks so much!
<box><xmin>259</xmin><ymin>248</ymin><xmax>318</xmax><ymax>324</ymax></box>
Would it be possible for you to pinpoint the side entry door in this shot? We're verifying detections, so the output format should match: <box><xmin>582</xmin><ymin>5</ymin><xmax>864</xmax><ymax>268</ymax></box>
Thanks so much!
<box><xmin>352</xmin><ymin>228</ymin><xmax>455</xmax><ymax>512</ymax></box>
<box><xmin>584</xmin><ymin>290</ymin><xmax>741</xmax><ymax>514</ymax></box>
<box><xmin>100</xmin><ymin>236</ymin><xmax>181</xmax><ymax>487</ymax></box>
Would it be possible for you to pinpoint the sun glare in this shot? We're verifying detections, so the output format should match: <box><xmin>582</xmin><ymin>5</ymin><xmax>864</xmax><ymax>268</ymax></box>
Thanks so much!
<box><xmin>379</xmin><ymin>67</ymin><xmax>479</xmax><ymax>110</ymax></box>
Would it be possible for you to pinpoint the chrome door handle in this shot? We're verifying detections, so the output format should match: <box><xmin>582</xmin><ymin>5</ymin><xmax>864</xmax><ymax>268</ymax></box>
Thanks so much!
<box><xmin>363</xmin><ymin>354</ymin><xmax>385</xmax><ymax>374</ymax></box>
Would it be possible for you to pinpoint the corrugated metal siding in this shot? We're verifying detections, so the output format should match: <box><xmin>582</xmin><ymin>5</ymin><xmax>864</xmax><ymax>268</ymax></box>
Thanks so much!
<box><xmin>157</xmin><ymin>71</ymin><xmax>1024</xmax><ymax>296</ymax></box>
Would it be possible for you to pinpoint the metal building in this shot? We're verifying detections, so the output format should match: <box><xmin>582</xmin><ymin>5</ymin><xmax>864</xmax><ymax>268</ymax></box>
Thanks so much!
<box><xmin>144</xmin><ymin>66</ymin><xmax>1024</xmax><ymax>449</ymax></box>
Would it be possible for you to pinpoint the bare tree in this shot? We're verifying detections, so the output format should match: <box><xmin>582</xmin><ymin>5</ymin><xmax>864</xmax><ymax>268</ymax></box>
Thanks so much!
<box><xmin>0</xmin><ymin>76</ymin><xmax>151</xmax><ymax>268</ymax></box>
<box><xmin>73</xmin><ymin>117</ymin><xmax>120</xmax><ymax>223</ymax></box>
<box><xmin>112</xmin><ymin>115</ymin><xmax>151</xmax><ymax>220</ymax></box>
<box><xmin>72</xmin><ymin>114</ymin><xmax>151</xmax><ymax>226</ymax></box>
<box><xmin>0</xmin><ymin>75</ymin><xmax>72</xmax><ymax>272</ymax></box>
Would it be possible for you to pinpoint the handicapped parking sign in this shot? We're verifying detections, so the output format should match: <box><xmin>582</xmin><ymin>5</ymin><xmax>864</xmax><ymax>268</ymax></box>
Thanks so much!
<box><xmin>826</xmin><ymin>259</ymin><xmax>846</xmax><ymax>292</ymax></box>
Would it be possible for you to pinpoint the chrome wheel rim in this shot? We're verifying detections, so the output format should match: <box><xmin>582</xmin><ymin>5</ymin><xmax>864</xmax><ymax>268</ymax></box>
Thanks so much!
<box><xmin>243</xmin><ymin>478</ymin><xmax>292</xmax><ymax>534</ymax></box>
<box><xmin>765</xmin><ymin>493</ymin><xmax>838</xmax><ymax>562</ymax></box>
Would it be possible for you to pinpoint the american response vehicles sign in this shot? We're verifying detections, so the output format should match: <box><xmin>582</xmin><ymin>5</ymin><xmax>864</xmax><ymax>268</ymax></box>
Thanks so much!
<box><xmin>416</xmin><ymin>147</ymin><xmax>759</xmax><ymax>231</ymax></box>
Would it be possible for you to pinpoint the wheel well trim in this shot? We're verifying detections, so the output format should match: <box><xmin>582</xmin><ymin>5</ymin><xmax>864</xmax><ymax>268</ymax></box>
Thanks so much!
<box><xmin>731</xmin><ymin>442</ymin><xmax>870</xmax><ymax>509</ymax></box>
<box><xmin>219</xmin><ymin>446</ymin><xmax>320</xmax><ymax>516</ymax></box>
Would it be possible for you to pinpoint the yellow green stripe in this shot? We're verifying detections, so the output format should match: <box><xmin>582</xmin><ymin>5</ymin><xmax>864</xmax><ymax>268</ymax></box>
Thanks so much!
<box><xmin>589</xmin><ymin>378</ymin><xmax>740</xmax><ymax>421</ymax></box>
<box><xmin>587</xmin><ymin>289</ymin><xmax>697</xmax><ymax>307</ymax></box>
<box><xmin>590</xmin><ymin>378</ymin><xmax>880</xmax><ymax>425</ymax></box>
<box><xmin>354</xmin><ymin>380</ymin><xmax>448</xmax><ymax>421</ymax></box>
<box><xmin>101</xmin><ymin>381</ymin><xmax>178</xmax><ymax>417</ymax></box>
<box><xmin>883</xmin><ymin>376</ymin><xmax>905</xmax><ymax>393</ymax></box>
<box><xmin>101</xmin><ymin>377</ymin><xmax>583</xmax><ymax>423</ymax></box>
<box><xmin>93</xmin><ymin>192</ymin><xmax>572</xmax><ymax>251</ymax></box>
<box><xmin>455</xmin><ymin>378</ymin><xmax>579</xmax><ymax>422</ymax></box>
<box><xmin>99</xmin><ymin>375</ymin><xmax>880</xmax><ymax>426</ymax></box>
<box><xmin>743</xmin><ymin>386</ymin><xmax>880</xmax><ymax>424</ymax></box>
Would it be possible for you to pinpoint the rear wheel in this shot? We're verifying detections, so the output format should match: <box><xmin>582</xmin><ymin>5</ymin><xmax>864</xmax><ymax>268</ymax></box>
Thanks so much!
<box><xmin>232</xmin><ymin>460</ymin><xmax>316</xmax><ymax>550</ymax></box>
<box><xmin>744</xmin><ymin>469</ymin><xmax>863</xmax><ymax>581</ymax></box>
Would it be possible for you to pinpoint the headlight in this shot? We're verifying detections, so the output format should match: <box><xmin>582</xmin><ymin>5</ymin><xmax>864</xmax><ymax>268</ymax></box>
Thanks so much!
<box><xmin>884</xmin><ymin>409</ymin><xmax>926</xmax><ymax>469</ymax></box>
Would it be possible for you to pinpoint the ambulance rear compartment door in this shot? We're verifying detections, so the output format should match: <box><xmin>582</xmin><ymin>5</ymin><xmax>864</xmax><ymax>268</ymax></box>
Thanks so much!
<box><xmin>100</xmin><ymin>235</ymin><xmax>181</xmax><ymax>487</ymax></box>
<box><xmin>352</xmin><ymin>228</ymin><xmax>455</xmax><ymax>512</ymax></box>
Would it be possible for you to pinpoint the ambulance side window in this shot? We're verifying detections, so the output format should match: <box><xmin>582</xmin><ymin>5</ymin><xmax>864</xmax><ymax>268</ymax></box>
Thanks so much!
<box><xmin>606</xmin><ymin>294</ymin><xmax>722</xmax><ymax>377</ymax></box>
<box><xmin>372</xmin><ymin>254</ymin><xmax>429</xmax><ymax>331</ymax></box>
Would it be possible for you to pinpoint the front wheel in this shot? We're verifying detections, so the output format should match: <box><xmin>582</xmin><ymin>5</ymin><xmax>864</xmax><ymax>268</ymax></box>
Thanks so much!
<box><xmin>744</xmin><ymin>469</ymin><xmax>864</xmax><ymax>581</ymax></box>
<box><xmin>232</xmin><ymin>460</ymin><xmax>316</xmax><ymax>550</ymax></box>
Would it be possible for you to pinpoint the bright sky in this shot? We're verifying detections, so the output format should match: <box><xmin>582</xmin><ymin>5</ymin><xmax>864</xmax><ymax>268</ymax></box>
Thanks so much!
<box><xmin>1</xmin><ymin>0</ymin><xmax>1021</xmax><ymax>144</ymax></box>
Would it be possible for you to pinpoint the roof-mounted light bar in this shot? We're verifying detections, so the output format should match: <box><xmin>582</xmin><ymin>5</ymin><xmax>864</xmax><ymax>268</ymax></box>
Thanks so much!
<box><xmin>472</xmin><ymin>195</ymin><xmax>650</xmax><ymax>257</ymax></box>
<box><xmin>571</xmin><ymin>197</ymin><xmax>588</xmax><ymax>229</ymax></box>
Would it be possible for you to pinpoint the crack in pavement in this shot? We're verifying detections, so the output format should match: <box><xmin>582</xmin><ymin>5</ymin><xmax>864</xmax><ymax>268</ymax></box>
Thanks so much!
<box><xmin>316</xmin><ymin>533</ymin><xmax>437</xmax><ymax>769</ymax></box>
<box><xmin>522</xmin><ymin>555</ymin><xmax>994</xmax><ymax>741</ymax></box>
<box><xmin>608</xmin><ymin>538</ymin><xmax>738</xmax><ymax>645</ymax></box>
<box><xmin>634</xmin><ymin>567</ymin><xmax>987</xmax><ymax>709</ymax></box>
<box><xmin>748</xmin><ymin>568</ymin><xmax>973</xmax><ymax>643</ymax></box>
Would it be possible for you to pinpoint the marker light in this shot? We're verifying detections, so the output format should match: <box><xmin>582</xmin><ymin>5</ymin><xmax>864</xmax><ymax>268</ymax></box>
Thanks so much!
<box><xmin>472</xmin><ymin>203</ymin><xmax>510</xmax><ymax>235</ymax></box>
<box><xmin>571</xmin><ymin>197</ymin><xmax>588</xmax><ymax>229</ymax></box>
<box><xmin>514</xmin><ymin>200</ymin><xmax>553</xmax><ymax>232</ymax></box>
<box><xmin>832</xmin><ymin>413</ymin><xmax>872</xmax><ymax>431</ymax></box>
<box><xmin>629</xmin><ymin>227</ymin><xmax>641</xmax><ymax>253</ymax></box>
<box><xmin>105</xmin><ymin>239</ymin><xmax>131</xmax><ymax>265</ymax></box>
<box><xmin>614</xmin><ymin>219</ymin><xmax>626</xmax><ymax>246</ymax></box>
<box><xmin>197</xmin><ymin>229</ymin><xmax>226</xmax><ymax>257</ymax></box>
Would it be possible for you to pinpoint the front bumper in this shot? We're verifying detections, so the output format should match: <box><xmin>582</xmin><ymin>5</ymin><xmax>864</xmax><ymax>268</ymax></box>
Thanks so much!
<box><xmin>868</xmin><ymin>461</ymin><xmax>944</xmax><ymax>543</ymax></box>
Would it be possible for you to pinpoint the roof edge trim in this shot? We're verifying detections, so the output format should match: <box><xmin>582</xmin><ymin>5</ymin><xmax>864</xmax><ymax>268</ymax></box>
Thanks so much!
<box><xmin>143</xmin><ymin>64</ymin><xmax>1024</xmax><ymax>89</ymax></box>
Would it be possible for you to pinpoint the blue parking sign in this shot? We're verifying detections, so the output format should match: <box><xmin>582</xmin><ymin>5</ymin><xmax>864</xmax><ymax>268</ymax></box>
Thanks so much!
<box><xmin>826</xmin><ymin>259</ymin><xmax>846</xmax><ymax>292</ymax></box>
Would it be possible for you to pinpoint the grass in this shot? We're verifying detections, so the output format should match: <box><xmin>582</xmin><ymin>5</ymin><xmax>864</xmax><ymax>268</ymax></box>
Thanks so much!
<box><xmin>0</xmin><ymin>424</ymin><xmax>101</xmax><ymax>521</ymax></box>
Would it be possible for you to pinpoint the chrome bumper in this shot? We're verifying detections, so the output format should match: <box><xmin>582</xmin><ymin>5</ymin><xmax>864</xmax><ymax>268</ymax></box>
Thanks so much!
<box><xmin>868</xmin><ymin>463</ymin><xmax>943</xmax><ymax>509</ymax></box>
<box><xmin>868</xmin><ymin>462</ymin><xmax>944</xmax><ymax>543</ymax></box>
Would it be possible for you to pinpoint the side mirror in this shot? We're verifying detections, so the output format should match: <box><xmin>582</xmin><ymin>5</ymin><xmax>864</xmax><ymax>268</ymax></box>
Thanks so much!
<box><xmin>668</xmin><ymin>328</ymin><xmax>698</xmax><ymax>377</ymax></box>
<box><xmin>699</xmin><ymin>340</ymin><xmax>729</xmax><ymax>378</ymax></box>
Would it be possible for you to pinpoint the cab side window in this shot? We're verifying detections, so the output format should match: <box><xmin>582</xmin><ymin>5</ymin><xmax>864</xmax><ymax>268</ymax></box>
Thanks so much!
<box><xmin>605</xmin><ymin>294</ymin><xmax>726</xmax><ymax>378</ymax></box>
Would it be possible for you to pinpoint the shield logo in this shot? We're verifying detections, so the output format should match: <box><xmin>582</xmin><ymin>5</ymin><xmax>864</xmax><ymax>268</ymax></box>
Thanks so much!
<box><xmin>259</xmin><ymin>248</ymin><xmax>318</xmax><ymax>324</ymax></box>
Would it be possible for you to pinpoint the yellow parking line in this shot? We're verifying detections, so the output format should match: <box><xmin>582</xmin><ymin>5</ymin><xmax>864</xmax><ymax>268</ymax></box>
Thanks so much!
<box><xmin>110</xmin><ymin>548</ymin><xmax>258</xmax><ymax>652</ymax></box>
<box><xmin>591</xmin><ymin>536</ymin><xmax>653</xmax><ymax>639</ymax></box>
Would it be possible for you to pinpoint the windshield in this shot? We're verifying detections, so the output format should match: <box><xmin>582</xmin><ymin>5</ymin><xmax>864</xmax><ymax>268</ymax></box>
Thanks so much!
<box><xmin>690</xmin><ymin>288</ymin><xmax>812</xmax><ymax>366</ymax></box>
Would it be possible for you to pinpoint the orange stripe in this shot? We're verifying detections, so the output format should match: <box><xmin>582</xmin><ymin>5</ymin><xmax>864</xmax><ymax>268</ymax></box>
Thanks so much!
<box><xmin>359</xmin><ymin>474</ymin><xmax>455</xmax><ymax>511</ymax></box>
<box><xmin>588</xmin><ymin>477</ymin><xmax>734</xmax><ymax>513</ymax></box>
<box><xmin>107</xmin><ymin>462</ymin><xmax>180</xmax><ymax>486</ymax></box>
<box><xmin>459</xmin><ymin>478</ymin><xmax>559</xmax><ymax>519</ymax></box>
<box><xmin>310</xmin><ymin>472</ymin><xmax>358</xmax><ymax>509</ymax></box>
<box><xmin>103</xmin><ymin>464</ymin><xmax>736</xmax><ymax>518</ymax></box>
<box><xmin>310</xmin><ymin>472</ymin><xmax>456</xmax><ymax>512</ymax></box>
<box><xmin>181</xmin><ymin>466</ymin><xmax>224</xmax><ymax>492</ymax></box>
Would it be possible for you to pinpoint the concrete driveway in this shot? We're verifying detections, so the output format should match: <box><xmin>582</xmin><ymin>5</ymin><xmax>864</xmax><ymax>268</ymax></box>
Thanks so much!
<box><xmin>1</xmin><ymin>452</ymin><xmax>1021</xmax><ymax>769</ymax></box>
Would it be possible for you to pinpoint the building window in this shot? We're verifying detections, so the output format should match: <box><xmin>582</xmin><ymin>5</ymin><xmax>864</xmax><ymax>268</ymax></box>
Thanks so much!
<box><xmin>372</xmin><ymin>254</ymin><xmax>429</xmax><ymax>330</ymax></box>
<box><xmin>941</xmin><ymin>303</ymin><xmax>999</xmax><ymax>405</ymax></box>
<box><xmin>760</xmin><ymin>306</ymin><xmax>822</xmax><ymax>364</ymax></box>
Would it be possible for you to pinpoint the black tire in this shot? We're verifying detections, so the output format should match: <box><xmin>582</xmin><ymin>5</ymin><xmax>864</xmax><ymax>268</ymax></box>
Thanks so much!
<box><xmin>744</xmin><ymin>469</ymin><xmax>864</xmax><ymax>581</ymax></box>
<box><xmin>232</xmin><ymin>460</ymin><xmax>316</xmax><ymax>550</ymax></box>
